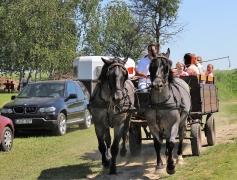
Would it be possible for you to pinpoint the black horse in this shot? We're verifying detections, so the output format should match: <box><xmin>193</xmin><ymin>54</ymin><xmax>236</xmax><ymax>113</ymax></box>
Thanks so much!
<box><xmin>89</xmin><ymin>57</ymin><xmax>135</xmax><ymax>175</ymax></box>
<box><xmin>145</xmin><ymin>49</ymin><xmax>191</xmax><ymax>174</ymax></box>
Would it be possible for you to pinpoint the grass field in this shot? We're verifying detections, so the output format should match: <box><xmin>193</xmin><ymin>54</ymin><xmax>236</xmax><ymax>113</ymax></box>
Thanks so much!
<box><xmin>1</xmin><ymin>71</ymin><xmax>237</xmax><ymax>179</ymax></box>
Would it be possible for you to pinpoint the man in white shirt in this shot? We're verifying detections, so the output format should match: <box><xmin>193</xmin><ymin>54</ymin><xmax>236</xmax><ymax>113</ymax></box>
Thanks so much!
<box><xmin>21</xmin><ymin>75</ymin><xmax>27</xmax><ymax>88</ymax></box>
<box><xmin>135</xmin><ymin>44</ymin><xmax>157</xmax><ymax>92</ymax></box>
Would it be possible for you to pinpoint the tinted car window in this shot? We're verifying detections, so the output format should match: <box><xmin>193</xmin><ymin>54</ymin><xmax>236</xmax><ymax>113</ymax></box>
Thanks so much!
<box><xmin>66</xmin><ymin>82</ymin><xmax>76</xmax><ymax>96</ymax></box>
<box><xmin>19</xmin><ymin>84</ymin><xmax>38</xmax><ymax>97</ymax></box>
<box><xmin>19</xmin><ymin>83</ymin><xmax>65</xmax><ymax>97</ymax></box>
<box><xmin>74</xmin><ymin>83</ymin><xmax>84</xmax><ymax>99</ymax></box>
<box><xmin>77</xmin><ymin>81</ymin><xmax>90</xmax><ymax>99</ymax></box>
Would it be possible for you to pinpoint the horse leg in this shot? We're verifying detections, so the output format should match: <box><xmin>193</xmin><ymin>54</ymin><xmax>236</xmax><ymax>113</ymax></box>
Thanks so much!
<box><xmin>120</xmin><ymin>114</ymin><xmax>130</xmax><ymax>157</ymax></box>
<box><xmin>109</xmin><ymin>117</ymin><xmax>124</xmax><ymax>175</ymax></box>
<box><xmin>166</xmin><ymin>141</ymin><xmax>176</xmax><ymax>175</ymax></box>
<box><xmin>166</xmin><ymin>120</ymin><xmax>179</xmax><ymax>175</ymax></box>
<box><xmin>104</xmin><ymin>128</ymin><xmax>112</xmax><ymax>161</ymax></box>
<box><xmin>94</xmin><ymin>125</ymin><xmax>111</xmax><ymax>168</ymax></box>
<box><xmin>177</xmin><ymin>111</ymin><xmax>188</xmax><ymax>165</ymax></box>
<box><xmin>145</xmin><ymin>109</ymin><xmax>164</xmax><ymax>173</ymax></box>
<box><xmin>153</xmin><ymin>137</ymin><xmax>164</xmax><ymax>174</ymax></box>
<box><xmin>176</xmin><ymin>126</ymin><xmax>185</xmax><ymax>165</ymax></box>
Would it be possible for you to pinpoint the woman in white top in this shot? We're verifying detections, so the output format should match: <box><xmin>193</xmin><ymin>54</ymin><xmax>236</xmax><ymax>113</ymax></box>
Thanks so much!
<box><xmin>184</xmin><ymin>53</ymin><xmax>199</xmax><ymax>76</ymax></box>
<box><xmin>195</xmin><ymin>56</ymin><xmax>206</xmax><ymax>74</ymax></box>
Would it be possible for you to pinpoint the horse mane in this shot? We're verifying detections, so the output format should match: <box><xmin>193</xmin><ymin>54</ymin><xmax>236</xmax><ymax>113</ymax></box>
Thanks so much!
<box><xmin>98</xmin><ymin>63</ymin><xmax>109</xmax><ymax>82</ymax></box>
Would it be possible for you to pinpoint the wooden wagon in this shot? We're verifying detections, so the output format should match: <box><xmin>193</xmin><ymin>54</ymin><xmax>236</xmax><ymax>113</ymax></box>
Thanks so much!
<box><xmin>129</xmin><ymin>74</ymin><xmax>219</xmax><ymax>156</ymax></box>
<box><xmin>73</xmin><ymin>57</ymin><xmax>219</xmax><ymax>156</ymax></box>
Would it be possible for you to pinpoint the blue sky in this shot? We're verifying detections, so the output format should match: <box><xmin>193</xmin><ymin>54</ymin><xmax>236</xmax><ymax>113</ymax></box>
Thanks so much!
<box><xmin>103</xmin><ymin>0</ymin><xmax>236</xmax><ymax>70</ymax></box>
<box><xmin>160</xmin><ymin>0</ymin><xmax>237</xmax><ymax>70</ymax></box>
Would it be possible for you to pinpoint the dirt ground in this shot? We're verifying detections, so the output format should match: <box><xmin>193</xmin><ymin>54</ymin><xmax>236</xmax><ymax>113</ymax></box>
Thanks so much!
<box><xmin>87</xmin><ymin>116</ymin><xmax>237</xmax><ymax>180</ymax></box>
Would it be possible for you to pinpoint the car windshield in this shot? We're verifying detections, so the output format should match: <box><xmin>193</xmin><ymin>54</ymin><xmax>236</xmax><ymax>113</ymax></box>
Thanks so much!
<box><xmin>18</xmin><ymin>83</ymin><xmax>65</xmax><ymax>98</ymax></box>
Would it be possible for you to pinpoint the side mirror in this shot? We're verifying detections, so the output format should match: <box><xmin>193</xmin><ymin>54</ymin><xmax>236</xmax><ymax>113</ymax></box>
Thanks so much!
<box><xmin>11</xmin><ymin>96</ymin><xmax>16</xmax><ymax>100</ymax></box>
<box><xmin>68</xmin><ymin>93</ymin><xmax>77</xmax><ymax>99</ymax></box>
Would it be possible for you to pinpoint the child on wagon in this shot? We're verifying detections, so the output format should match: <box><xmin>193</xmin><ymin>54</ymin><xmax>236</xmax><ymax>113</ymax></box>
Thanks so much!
<box><xmin>205</xmin><ymin>64</ymin><xmax>214</xmax><ymax>77</ymax></box>
<box><xmin>205</xmin><ymin>64</ymin><xmax>214</xmax><ymax>84</ymax></box>
<box><xmin>175</xmin><ymin>61</ymin><xmax>189</xmax><ymax>77</ymax></box>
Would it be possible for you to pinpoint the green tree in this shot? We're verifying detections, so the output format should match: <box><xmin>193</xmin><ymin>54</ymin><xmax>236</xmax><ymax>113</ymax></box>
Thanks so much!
<box><xmin>79</xmin><ymin>0</ymin><xmax>145</xmax><ymax>62</ymax></box>
<box><xmin>130</xmin><ymin>0</ymin><xmax>187</xmax><ymax>53</ymax></box>
<box><xmin>102</xmin><ymin>0</ymin><xmax>145</xmax><ymax>60</ymax></box>
<box><xmin>0</xmin><ymin>0</ymin><xmax>79</xmax><ymax>80</ymax></box>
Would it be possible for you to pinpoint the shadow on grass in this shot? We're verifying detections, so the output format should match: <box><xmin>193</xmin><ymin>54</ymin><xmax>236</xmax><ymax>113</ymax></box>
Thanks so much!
<box><xmin>35</xmin><ymin>139</ymin><xmax>193</xmax><ymax>180</ymax></box>
<box><xmin>14</xmin><ymin>125</ymin><xmax>86</xmax><ymax>138</ymax></box>
<box><xmin>37</xmin><ymin>163</ymin><xmax>96</xmax><ymax>180</ymax></box>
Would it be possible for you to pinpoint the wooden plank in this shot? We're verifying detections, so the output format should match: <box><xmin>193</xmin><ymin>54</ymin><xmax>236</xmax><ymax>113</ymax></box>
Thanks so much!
<box><xmin>207</xmin><ymin>76</ymin><xmax>214</xmax><ymax>82</ymax></box>
<box><xmin>197</xmin><ymin>74</ymin><xmax>207</xmax><ymax>81</ymax></box>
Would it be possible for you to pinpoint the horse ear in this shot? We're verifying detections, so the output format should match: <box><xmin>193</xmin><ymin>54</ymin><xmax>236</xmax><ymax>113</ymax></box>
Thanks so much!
<box><xmin>166</xmin><ymin>48</ymin><xmax>170</xmax><ymax>58</ymax></box>
<box><xmin>101</xmin><ymin>57</ymin><xmax>113</xmax><ymax>65</ymax></box>
<box><xmin>101</xmin><ymin>57</ymin><xmax>107</xmax><ymax>64</ymax></box>
<box><xmin>122</xmin><ymin>57</ymin><xmax>128</xmax><ymax>65</ymax></box>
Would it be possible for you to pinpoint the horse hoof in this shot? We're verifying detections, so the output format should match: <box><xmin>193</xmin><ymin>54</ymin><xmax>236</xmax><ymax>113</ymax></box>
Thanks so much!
<box><xmin>166</xmin><ymin>167</ymin><xmax>176</xmax><ymax>175</ymax></box>
<box><xmin>176</xmin><ymin>155</ymin><xmax>185</xmax><ymax>165</ymax></box>
<box><xmin>108</xmin><ymin>170</ymin><xmax>117</xmax><ymax>175</ymax></box>
<box><xmin>120</xmin><ymin>149</ymin><xmax>127</xmax><ymax>157</ymax></box>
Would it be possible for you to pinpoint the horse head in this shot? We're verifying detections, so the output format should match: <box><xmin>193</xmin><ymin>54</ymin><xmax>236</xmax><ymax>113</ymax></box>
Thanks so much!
<box><xmin>149</xmin><ymin>48</ymin><xmax>173</xmax><ymax>92</ymax></box>
<box><xmin>101</xmin><ymin>57</ymin><xmax>128</xmax><ymax>104</ymax></box>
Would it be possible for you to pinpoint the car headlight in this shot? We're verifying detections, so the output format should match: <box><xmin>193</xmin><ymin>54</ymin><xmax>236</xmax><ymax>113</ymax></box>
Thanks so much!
<box><xmin>39</xmin><ymin>107</ymin><xmax>56</xmax><ymax>113</ymax></box>
<box><xmin>1</xmin><ymin>108</ymin><xmax>13</xmax><ymax>114</ymax></box>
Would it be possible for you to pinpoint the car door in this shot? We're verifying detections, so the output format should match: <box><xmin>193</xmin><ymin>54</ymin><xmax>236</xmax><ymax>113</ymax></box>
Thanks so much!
<box><xmin>66</xmin><ymin>82</ymin><xmax>80</xmax><ymax>122</ymax></box>
<box><xmin>74</xmin><ymin>82</ymin><xmax>86</xmax><ymax>119</ymax></box>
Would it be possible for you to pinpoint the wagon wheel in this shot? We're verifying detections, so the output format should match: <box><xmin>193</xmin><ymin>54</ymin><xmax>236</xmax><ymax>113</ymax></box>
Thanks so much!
<box><xmin>205</xmin><ymin>114</ymin><xmax>216</xmax><ymax>146</ymax></box>
<box><xmin>190</xmin><ymin>122</ymin><xmax>202</xmax><ymax>156</ymax></box>
<box><xmin>129</xmin><ymin>123</ymin><xmax>142</xmax><ymax>156</ymax></box>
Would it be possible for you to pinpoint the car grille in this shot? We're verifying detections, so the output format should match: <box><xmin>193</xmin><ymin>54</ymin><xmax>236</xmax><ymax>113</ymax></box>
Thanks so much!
<box><xmin>13</xmin><ymin>107</ymin><xmax>37</xmax><ymax>113</ymax></box>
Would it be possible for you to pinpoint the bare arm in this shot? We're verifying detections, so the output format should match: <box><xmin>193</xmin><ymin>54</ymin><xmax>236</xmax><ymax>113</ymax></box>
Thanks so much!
<box><xmin>135</xmin><ymin>70</ymin><xmax>149</xmax><ymax>78</ymax></box>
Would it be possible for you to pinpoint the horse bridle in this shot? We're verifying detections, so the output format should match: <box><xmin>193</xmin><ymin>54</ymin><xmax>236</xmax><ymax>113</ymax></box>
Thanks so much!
<box><xmin>105</xmin><ymin>62</ymin><xmax>134</xmax><ymax>113</ymax></box>
<box><xmin>106</xmin><ymin>63</ymin><xmax>128</xmax><ymax>90</ymax></box>
<box><xmin>151</xmin><ymin>56</ymin><xmax>170</xmax><ymax>93</ymax></box>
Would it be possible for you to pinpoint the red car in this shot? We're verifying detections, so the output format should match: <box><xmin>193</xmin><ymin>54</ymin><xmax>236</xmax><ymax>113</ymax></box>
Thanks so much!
<box><xmin>0</xmin><ymin>115</ymin><xmax>14</xmax><ymax>151</ymax></box>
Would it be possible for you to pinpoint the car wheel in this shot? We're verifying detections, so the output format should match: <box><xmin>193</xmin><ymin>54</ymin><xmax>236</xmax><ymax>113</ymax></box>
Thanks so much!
<box><xmin>53</xmin><ymin>113</ymin><xmax>67</xmax><ymax>136</ymax></box>
<box><xmin>79</xmin><ymin>109</ymin><xmax>91</xmax><ymax>129</ymax></box>
<box><xmin>0</xmin><ymin>126</ymin><xmax>13</xmax><ymax>151</ymax></box>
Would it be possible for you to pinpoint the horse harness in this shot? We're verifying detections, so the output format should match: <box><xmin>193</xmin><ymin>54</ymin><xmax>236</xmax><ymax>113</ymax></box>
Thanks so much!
<box><xmin>88</xmin><ymin>62</ymin><xmax>135</xmax><ymax>114</ymax></box>
<box><xmin>145</xmin><ymin>82</ymin><xmax>185</xmax><ymax>112</ymax></box>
